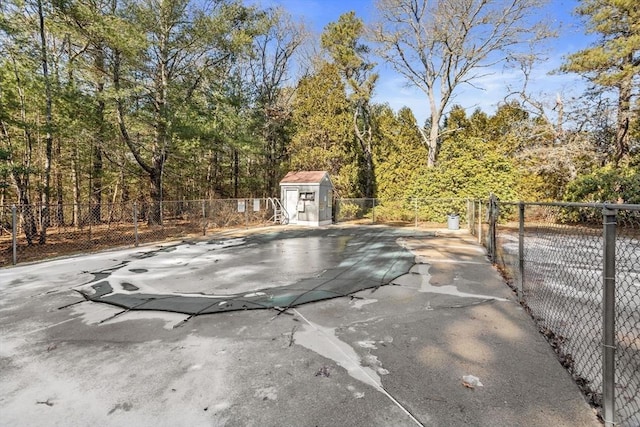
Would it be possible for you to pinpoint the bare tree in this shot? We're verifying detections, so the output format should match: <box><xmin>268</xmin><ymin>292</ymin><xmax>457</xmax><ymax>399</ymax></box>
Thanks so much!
<box><xmin>372</xmin><ymin>0</ymin><xmax>551</xmax><ymax>167</ymax></box>
<box><xmin>502</xmin><ymin>56</ymin><xmax>609</xmax><ymax>198</ymax></box>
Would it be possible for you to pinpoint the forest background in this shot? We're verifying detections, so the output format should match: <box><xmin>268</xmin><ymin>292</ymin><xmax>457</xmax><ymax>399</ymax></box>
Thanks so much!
<box><xmin>0</xmin><ymin>0</ymin><xmax>638</xmax><ymax>240</ymax></box>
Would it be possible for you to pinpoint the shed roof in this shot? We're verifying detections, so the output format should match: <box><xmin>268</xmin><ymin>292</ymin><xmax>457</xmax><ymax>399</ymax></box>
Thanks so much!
<box><xmin>280</xmin><ymin>171</ymin><xmax>331</xmax><ymax>185</ymax></box>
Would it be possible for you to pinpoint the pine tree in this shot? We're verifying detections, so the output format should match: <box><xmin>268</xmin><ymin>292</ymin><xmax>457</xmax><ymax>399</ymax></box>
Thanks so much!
<box><xmin>561</xmin><ymin>0</ymin><xmax>639</xmax><ymax>164</ymax></box>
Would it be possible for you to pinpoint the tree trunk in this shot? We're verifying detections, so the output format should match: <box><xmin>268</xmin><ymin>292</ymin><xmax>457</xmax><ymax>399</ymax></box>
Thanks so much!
<box><xmin>7</xmin><ymin>168</ymin><xmax>38</xmax><ymax>245</ymax></box>
<box><xmin>555</xmin><ymin>93</ymin><xmax>564</xmax><ymax>139</ymax></box>
<box><xmin>233</xmin><ymin>149</ymin><xmax>239</xmax><ymax>199</ymax></box>
<box><xmin>353</xmin><ymin>107</ymin><xmax>375</xmax><ymax>198</ymax></box>
<box><xmin>615</xmin><ymin>72</ymin><xmax>632</xmax><ymax>164</ymax></box>
<box><xmin>120</xmin><ymin>168</ymin><xmax>129</xmax><ymax>203</ymax></box>
<box><xmin>9</xmin><ymin>59</ymin><xmax>38</xmax><ymax>244</ymax></box>
<box><xmin>37</xmin><ymin>0</ymin><xmax>53</xmax><ymax>244</ymax></box>
<box><xmin>206</xmin><ymin>150</ymin><xmax>214</xmax><ymax>199</ymax></box>
<box><xmin>91</xmin><ymin>46</ymin><xmax>106</xmax><ymax>224</ymax></box>
<box><xmin>90</xmin><ymin>142</ymin><xmax>103</xmax><ymax>222</ymax></box>
<box><xmin>363</xmin><ymin>150</ymin><xmax>374</xmax><ymax>198</ymax></box>
<box><xmin>18</xmin><ymin>187</ymin><xmax>38</xmax><ymax>246</ymax></box>
<box><xmin>114</xmin><ymin>48</ymin><xmax>164</xmax><ymax>225</ymax></box>
<box><xmin>7</xmin><ymin>155</ymin><xmax>38</xmax><ymax>245</ymax></box>
<box><xmin>265</xmin><ymin>127</ymin><xmax>277</xmax><ymax>197</ymax></box>
<box><xmin>427</xmin><ymin>116</ymin><xmax>439</xmax><ymax>168</ymax></box>
<box><xmin>149</xmin><ymin>168</ymin><xmax>162</xmax><ymax>225</ymax></box>
<box><xmin>55</xmin><ymin>137</ymin><xmax>64</xmax><ymax>226</ymax></box>
<box><xmin>148</xmin><ymin>137</ymin><xmax>166</xmax><ymax>226</ymax></box>
<box><xmin>72</xmin><ymin>151</ymin><xmax>80</xmax><ymax>227</ymax></box>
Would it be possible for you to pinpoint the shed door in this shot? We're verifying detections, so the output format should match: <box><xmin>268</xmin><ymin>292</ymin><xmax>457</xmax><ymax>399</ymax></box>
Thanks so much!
<box><xmin>285</xmin><ymin>189</ymin><xmax>298</xmax><ymax>223</ymax></box>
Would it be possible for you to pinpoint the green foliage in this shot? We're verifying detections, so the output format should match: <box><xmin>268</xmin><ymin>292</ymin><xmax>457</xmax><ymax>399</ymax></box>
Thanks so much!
<box><xmin>373</xmin><ymin>198</ymin><xmax>470</xmax><ymax>223</ymax></box>
<box><xmin>290</xmin><ymin>62</ymin><xmax>360</xmax><ymax>197</ymax></box>
<box><xmin>1</xmin><ymin>0</ymin><xmax>635</xmax><ymax>212</ymax></box>
<box><xmin>561</xmin><ymin>0</ymin><xmax>639</xmax><ymax>87</ymax></box>
<box><xmin>320</xmin><ymin>11</ymin><xmax>377</xmax><ymax>101</ymax></box>
<box><xmin>0</xmin><ymin>147</ymin><xmax>10</xmax><ymax>191</ymax></box>
<box><xmin>321</xmin><ymin>12</ymin><xmax>370</xmax><ymax>79</ymax></box>
<box><xmin>564</xmin><ymin>165</ymin><xmax>640</xmax><ymax>204</ymax></box>
<box><xmin>561</xmin><ymin>0</ymin><xmax>639</xmax><ymax>164</ymax></box>
<box><xmin>410</xmin><ymin>136</ymin><xmax>519</xmax><ymax>198</ymax></box>
<box><xmin>321</xmin><ymin>11</ymin><xmax>378</xmax><ymax>197</ymax></box>
<box><xmin>394</xmin><ymin>104</ymin><xmax>530</xmax><ymax>220</ymax></box>
<box><xmin>373</xmin><ymin>106</ymin><xmax>428</xmax><ymax>201</ymax></box>
<box><xmin>336</xmin><ymin>201</ymin><xmax>360</xmax><ymax>220</ymax></box>
<box><xmin>372</xmin><ymin>200</ymin><xmax>416</xmax><ymax>222</ymax></box>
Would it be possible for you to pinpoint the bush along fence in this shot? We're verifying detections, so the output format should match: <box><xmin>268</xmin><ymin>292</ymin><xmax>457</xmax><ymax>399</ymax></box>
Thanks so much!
<box><xmin>0</xmin><ymin>199</ymin><xmax>282</xmax><ymax>267</ymax></box>
<box><xmin>335</xmin><ymin>197</ymin><xmax>471</xmax><ymax>227</ymax></box>
<box><xmin>473</xmin><ymin>195</ymin><xmax>640</xmax><ymax>427</ymax></box>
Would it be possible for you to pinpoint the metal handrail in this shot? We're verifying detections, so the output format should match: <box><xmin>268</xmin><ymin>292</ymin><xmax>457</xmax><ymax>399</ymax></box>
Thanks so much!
<box><xmin>267</xmin><ymin>197</ymin><xmax>289</xmax><ymax>224</ymax></box>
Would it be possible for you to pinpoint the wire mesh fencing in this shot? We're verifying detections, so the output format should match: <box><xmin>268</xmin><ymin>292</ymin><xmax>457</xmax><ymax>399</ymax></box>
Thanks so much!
<box><xmin>335</xmin><ymin>198</ymin><xmax>470</xmax><ymax>227</ymax></box>
<box><xmin>614</xmin><ymin>209</ymin><xmax>640</xmax><ymax>427</ymax></box>
<box><xmin>4</xmin><ymin>196</ymin><xmax>478</xmax><ymax>266</ymax></box>
<box><xmin>0</xmin><ymin>199</ymin><xmax>278</xmax><ymax>267</ymax></box>
<box><xmin>468</xmin><ymin>199</ymin><xmax>491</xmax><ymax>247</ymax></box>
<box><xmin>486</xmin><ymin>201</ymin><xmax>640</xmax><ymax>427</ymax></box>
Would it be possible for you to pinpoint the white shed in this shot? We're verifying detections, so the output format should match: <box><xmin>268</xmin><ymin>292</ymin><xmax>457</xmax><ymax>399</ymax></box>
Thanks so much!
<box><xmin>279</xmin><ymin>171</ymin><xmax>333</xmax><ymax>226</ymax></box>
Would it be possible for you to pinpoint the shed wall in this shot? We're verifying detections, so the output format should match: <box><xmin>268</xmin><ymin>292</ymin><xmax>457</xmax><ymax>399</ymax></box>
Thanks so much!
<box><xmin>280</xmin><ymin>179</ymin><xmax>332</xmax><ymax>226</ymax></box>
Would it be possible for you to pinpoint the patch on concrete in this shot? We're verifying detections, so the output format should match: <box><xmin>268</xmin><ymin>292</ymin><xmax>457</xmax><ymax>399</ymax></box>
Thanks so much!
<box><xmin>254</xmin><ymin>386</ymin><xmax>278</xmax><ymax>401</ymax></box>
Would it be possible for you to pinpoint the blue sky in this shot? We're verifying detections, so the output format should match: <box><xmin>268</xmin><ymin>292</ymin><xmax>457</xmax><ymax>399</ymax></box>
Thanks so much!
<box><xmin>248</xmin><ymin>0</ymin><xmax>595</xmax><ymax>125</ymax></box>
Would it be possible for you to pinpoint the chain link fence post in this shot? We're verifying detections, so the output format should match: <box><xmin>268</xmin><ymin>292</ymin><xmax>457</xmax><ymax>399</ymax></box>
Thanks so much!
<box><xmin>372</xmin><ymin>198</ymin><xmax>376</xmax><ymax>224</ymax></box>
<box><xmin>88</xmin><ymin>203</ymin><xmax>93</xmax><ymax>247</ymax></box>
<box><xmin>468</xmin><ymin>199</ymin><xmax>475</xmax><ymax>233</ymax></box>
<box><xmin>413</xmin><ymin>198</ymin><xmax>418</xmax><ymax>228</ymax></box>
<box><xmin>602</xmin><ymin>207</ymin><xmax>617</xmax><ymax>427</ymax></box>
<box><xmin>489</xmin><ymin>194</ymin><xmax>498</xmax><ymax>263</ymax></box>
<box><xmin>202</xmin><ymin>200</ymin><xmax>206</xmax><ymax>236</ymax></box>
<box><xmin>477</xmin><ymin>201</ymin><xmax>482</xmax><ymax>243</ymax></box>
<box><xmin>12</xmin><ymin>204</ymin><xmax>17</xmax><ymax>265</ymax></box>
<box><xmin>133</xmin><ymin>202</ymin><xmax>139</xmax><ymax>247</ymax></box>
<box><xmin>245</xmin><ymin>199</ymin><xmax>249</xmax><ymax>229</ymax></box>
<box><xmin>518</xmin><ymin>201</ymin><xmax>525</xmax><ymax>303</ymax></box>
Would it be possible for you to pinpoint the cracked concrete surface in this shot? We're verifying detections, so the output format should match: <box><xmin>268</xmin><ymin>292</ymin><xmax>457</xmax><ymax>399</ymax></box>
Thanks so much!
<box><xmin>0</xmin><ymin>225</ymin><xmax>600</xmax><ymax>426</ymax></box>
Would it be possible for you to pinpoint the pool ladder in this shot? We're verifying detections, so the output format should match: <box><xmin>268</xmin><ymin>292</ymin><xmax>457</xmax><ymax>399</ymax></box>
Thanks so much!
<box><xmin>267</xmin><ymin>198</ymin><xmax>289</xmax><ymax>225</ymax></box>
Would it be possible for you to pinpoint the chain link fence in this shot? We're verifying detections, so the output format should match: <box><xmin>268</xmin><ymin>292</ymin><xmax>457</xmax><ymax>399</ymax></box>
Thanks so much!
<box><xmin>476</xmin><ymin>199</ymin><xmax>640</xmax><ymax>426</ymax></box>
<box><xmin>3</xmin><ymin>197</ymin><xmax>464</xmax><ymax>266</ymax></box>
<box><xmin>468</xmin><ymin>199</ymin><xmax>491</xmax><ymax>247</ymax></box>
<box><xmin>335</xmin><ymin>198</ymin><xmax>470</xmax><ymax>227</ymax></box>
<box><xmin>2</xmin><ymin>197</ymin><xmax>474</xmax><ymax>266</ymax></box>
<box><xmin>0</xmin><ymin>199</ymin><xmax>278</xmax><ymax>267</ymax></box>
<box><xmin>615</xmin><ymin>209</ymin><xmax>640</xmax><ymax>427</ymax></box>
